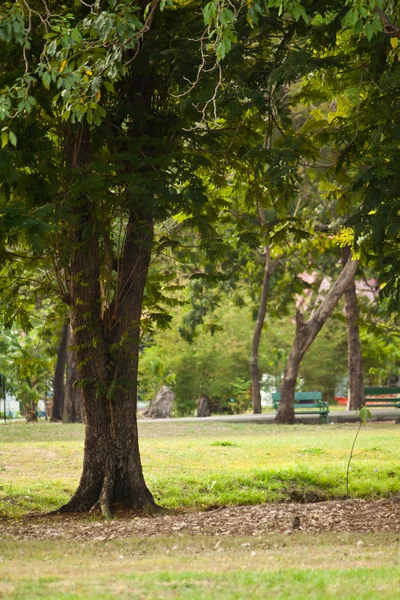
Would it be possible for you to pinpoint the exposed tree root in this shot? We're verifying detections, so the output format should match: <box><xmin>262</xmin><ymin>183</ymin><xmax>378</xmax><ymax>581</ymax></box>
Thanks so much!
<box><xmin>52</xmin><ymin>472</ymin><xmax>161</xmax><ymax>519</ymax></box>
<box><xmin>275</xmin><ymin>412</ymin><xmax>296</xmax><ymax>425</ymax></box>
<box><xmin>99</xmin><ymin>464</ymin><xmax>114</xmax><ymax>520</ymax></box>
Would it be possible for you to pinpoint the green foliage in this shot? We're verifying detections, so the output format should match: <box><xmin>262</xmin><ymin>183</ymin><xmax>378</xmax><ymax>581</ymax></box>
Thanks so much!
<box><xmin>0</xmin><ymin>306</ymin><xmax>60</xmax><ymax>419</ymax></box>
<box><xmin>140</xmin><ymin>300</ymin><xmax>253</xmax><ymax>415</ymax></box>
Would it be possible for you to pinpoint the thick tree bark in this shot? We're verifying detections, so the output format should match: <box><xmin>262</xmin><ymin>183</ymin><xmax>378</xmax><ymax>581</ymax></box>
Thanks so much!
<box><xmin>251</xmin><ymin>246</ymin><xmax>271</xmax><ymax>414</ymax></box>
<box><xmin>51</xmin><ymin>321</ymin><xmax>68</xmax><ymax>422</ymax></box>
<box><xmin>276</xmin><ymin>256</ymin><xmax>359</xmax><ymax>424</ymax></box>
<box><xmin>58</xmin><ymin>126</ymin><xmax>157</xmax><ymax>517</ymax></box>
<box><xmin>64</xmin><ymin>325</ymin><xmax>84</xmax><ymax>423</ymax></box>
<box><xmin>341</xmin><ymin>247</ymin><xmax>364</xmax><ymax>411</ymax></box>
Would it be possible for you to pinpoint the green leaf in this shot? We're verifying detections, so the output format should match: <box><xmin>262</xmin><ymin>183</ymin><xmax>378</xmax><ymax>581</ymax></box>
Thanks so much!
<box><xmin>1</xmin><ymin>131</ymin><xmax>8</xmax><ymax>148</ymax></box>
<box><xmin>359</xmin><ymin>406</ymin><xmax>372</xmax><ymax>425</ymax></box>
<box><xmin>71</xmin><ymin>29</ymin><xmax>82</xmax><ymax>44</ymax></box>
<box><xmin>8</xmin><ymin>131</ymin><xmax>17</xmax><ymax>147</ymax></box>
<box><xmin>103</xmin><ymin>81</ymin><xmax>114</xmax><ymax>93</ymax></box>
<box><xmin>365</xmin><ymin>23</ymin><xmax>374</xmax><ymax>41</ymax></box>
<box><xmin>160</xmin><ymin>0</ymin><xmax>173</xmax><ymax>9</ymax></box>
<box><xmin>219</xmin><ymin>9</ymin><xmax>234</xmax><ymax>26</ymax></box>
<box><xmin>42</xmin><ymin>71</ymin><xmax>51</xmax><ymax>90</ymax></box>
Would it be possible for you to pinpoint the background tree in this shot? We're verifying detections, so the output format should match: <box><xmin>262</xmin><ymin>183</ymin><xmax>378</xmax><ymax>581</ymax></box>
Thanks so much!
<box><xmin>276</xmin><ymin>255</ymin><xmax>359</xmax><ymax>423</ymax></box>
<box><xmin>51</xmin><ymin>321</ymin><xmax>68</xmax><ymax>422</ymax></box>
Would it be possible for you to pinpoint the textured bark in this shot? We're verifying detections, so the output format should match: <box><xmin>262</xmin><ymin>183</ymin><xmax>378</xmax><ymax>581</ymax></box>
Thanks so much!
<box><xmin>341</xmin><ymin>247</ymin><xmax>364</xmax><ymax>411</ymax></box>
<box><xmin>58</xmin><ymin>126</ymin><xmax>157</xmax><ymax>516</ymax></box>
<box><xmin>64</xmin><ymin>325</ymin><xmax>84</xmax><ymax>423</ymax></box>
<box><xmin>276</xmin><ymin>256</ymin><xmax>359</xmax><ymax>424</ymax></box>
<box><xmin>251</xmin><ymin>246</ymin><xmax>271</xmax><ymax>414</ymax></box>
<box><xmin>51</xmin><ymin>322</ymin><xmax>68</xmax><ymax>422</ymax></box>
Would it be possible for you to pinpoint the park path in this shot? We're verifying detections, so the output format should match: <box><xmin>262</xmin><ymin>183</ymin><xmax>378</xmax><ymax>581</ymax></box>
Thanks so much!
<box><xmin>137</xmin><ymin>409</ymin><xmax>400</xmax><ymax>425</ymax></box>
<box><xmin>2</xmin><ymin>409</ymin><xmax>399</xmax><ymax>426</ymax></box>
<box><xmin>2</xmin><ymin>499</ymin><xmax>400</xmax><ymax>540</ymax></box>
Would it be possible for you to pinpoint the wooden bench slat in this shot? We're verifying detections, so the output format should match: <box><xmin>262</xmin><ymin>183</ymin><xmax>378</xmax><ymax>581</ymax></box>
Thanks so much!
<box><xmin>364</xmin><ymin>387</ymin><xmax>400</xmax><ymax>409</ymax></box>
<box><xmin>364</xmin><ymin>387</ymin><xmax>400</xmax><ymax>396</ymax></box>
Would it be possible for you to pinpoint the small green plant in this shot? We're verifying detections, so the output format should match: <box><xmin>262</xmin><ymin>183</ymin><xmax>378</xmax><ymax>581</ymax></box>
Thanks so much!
<box><xmin>210</xmin><ymin>441</ymin><xmax>239</xmax><ymax>447</ymax></box>
<box><xmin>298</xmin><ymin>448</ymin><xmax>323</xmax><ymax>456</ymax></box>
<box><xmin>346</xmin><ymin>405</ymin><xmax>372</xmax><ymax>498</ymax></box>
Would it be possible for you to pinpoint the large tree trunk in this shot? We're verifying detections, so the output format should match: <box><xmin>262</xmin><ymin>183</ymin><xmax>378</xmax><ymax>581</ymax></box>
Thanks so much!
<box><xmin>341</xmin><ymin>247</ymin><xmax>364</xmax><ymax>411</ymax></box>
<box><xmin>276</xmin><ymin>256</ymin><xmax>359</xmax><ymax>424</ymax></box>
<box><xmin>251</xmin><ymin>245</ymin><xmax>271</xmax><ymax>414</ymax></box>
<box><xmin>64</xmin><ymin>325</ymin><xmax>84</xmax><ymax>423</ymax></box>
<box><xmin>51</xmin><ymin>321</ymin><xmax>69</xmax><ymax>422</ymax></box>
<box><xmin>58</xmin><ymin>126</ymin><xmax>156</xmax><ymax>517</ymax></box>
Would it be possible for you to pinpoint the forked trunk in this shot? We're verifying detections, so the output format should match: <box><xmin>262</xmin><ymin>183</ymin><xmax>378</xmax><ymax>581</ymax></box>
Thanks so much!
<box><xmin>276</xmin><ymin>256</ymin><xmax>359</xmax><ymax>424</ymax></box>
<box><xmin>341</xmin><ymin>247</ymin><xmax>364</xmax><ymax>411</ymax></box>
<box><xmin>58</xmin><ymin>126</ymin><xmax>157</xmax><ymax>516</ymax></box>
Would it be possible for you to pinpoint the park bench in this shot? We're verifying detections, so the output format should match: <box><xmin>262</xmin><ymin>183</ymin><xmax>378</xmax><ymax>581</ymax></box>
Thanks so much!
<box><xmin>364</xmin><ymin>387</ymin><xmax>400</xmax><ymax>409</ymax></box>
<box><xmin>272</xmin><ymin>391</ymin><xmax>329</xmax><ymax>423</ymax></box>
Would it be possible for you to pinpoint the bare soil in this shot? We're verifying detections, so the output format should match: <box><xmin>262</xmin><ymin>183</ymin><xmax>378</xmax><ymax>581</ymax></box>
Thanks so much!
<box><xmin>2</xmin><ymin>498</ymin><xmax>400</xmax><ymax>541</ymax></box>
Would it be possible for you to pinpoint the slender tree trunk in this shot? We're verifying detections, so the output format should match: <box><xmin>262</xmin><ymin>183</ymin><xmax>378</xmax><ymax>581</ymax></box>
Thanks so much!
<box><xmin>276</xmin><ymin>256</ymin><xmax>359</xmax><ymax>424</ymax></box>
<box><xmin>276</xmin><ymin>311</ymin><xmax>306</xmax><ymax>424</ymax></box>
<box><xmin>341</xmin><ymin>247</ymin><xmax>364</xmax><ymax>411</ymax></box>
<box><xmin>64</xmin><ymin>325</ymin><xmax>84</xmax><ymax>423</ymax></box>
<box><xmin>51</xmin><ymin>321</ymin><xmax>68</xmax><ymax>422</ymax></box>
<box><xmin>251</xmin><ymin>246</ymin><xmax>271</xmax><ymax>414</ymax></box>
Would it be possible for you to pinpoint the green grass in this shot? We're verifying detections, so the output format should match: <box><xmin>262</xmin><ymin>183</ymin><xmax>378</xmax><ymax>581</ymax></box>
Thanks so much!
<box><xmin>1</xmin><ymin>534</ymin><xmax>400</xmax><ymax>599</ymax></box>
<box><xmin>2</xmin><ymin>422</ymin><xmax>400</xmax><ymax>599</ymax></box>
<box><xmin>1</xmin><ymin>421</ymin><xmax>400</xmax><ymax>516</ymax></box>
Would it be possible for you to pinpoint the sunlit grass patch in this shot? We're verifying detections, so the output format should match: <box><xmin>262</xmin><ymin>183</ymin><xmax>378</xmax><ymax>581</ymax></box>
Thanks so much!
<box><xmin>1</xmin><ymin>421</ymin><xmax>400</xmax><ymax>515</ymax></box>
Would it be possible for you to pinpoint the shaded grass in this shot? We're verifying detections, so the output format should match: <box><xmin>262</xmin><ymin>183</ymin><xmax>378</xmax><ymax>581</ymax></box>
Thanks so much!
<box><xmin>1</xmin><ymin>534</ymin><xmax>400</xmax><ymax>599</ymax></box>
<box><xmin>1</xmin><ymin>421</ymin><xmax>400</xmax><ymax>516</ymax></box>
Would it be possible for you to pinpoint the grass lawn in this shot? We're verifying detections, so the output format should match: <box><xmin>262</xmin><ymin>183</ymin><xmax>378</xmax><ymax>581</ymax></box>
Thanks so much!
<box><xmin>1</xmin><ymin>420</ymin><xmax>400</xmax><ymax>515</ymax></box>
<box><xmin>1</xmin><ymin>421</ymin><xmax>400</xmax><ymax>599</ymax></box>
<box><xmin>1</xmin><ymin>533</ymin><xmax>400</xmax><ymax>599</ymax></box>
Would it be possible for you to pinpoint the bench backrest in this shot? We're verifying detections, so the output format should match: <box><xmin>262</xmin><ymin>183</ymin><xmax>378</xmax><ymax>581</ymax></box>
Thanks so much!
<box><xmin>272</xmin><ymin>392</ymin><xmax>322</xmax><ymax>403</ymax></box>
<box><xmin>364</xmin><ymin>387</ymin><xmax>400</xmax><ymax>401</ymax></box>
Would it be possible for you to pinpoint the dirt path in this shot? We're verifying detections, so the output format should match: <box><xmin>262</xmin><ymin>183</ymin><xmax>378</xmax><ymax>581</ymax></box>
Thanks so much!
<box><xmin>2</xmin><ymin>499</ymin><xmax>400</xmax><ymax>541</ymax></box>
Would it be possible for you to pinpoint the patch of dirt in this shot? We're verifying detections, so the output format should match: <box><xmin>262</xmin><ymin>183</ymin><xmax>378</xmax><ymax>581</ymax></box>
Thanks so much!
<box><xmin>2</xmin><ymin>498</ymin><xmax>400</xmax><ymax>541</ymax></box>
<box><xmin>281</xmin><ymin>486</ymin><xmax>329</xmax><ymax>503</ymax></box>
